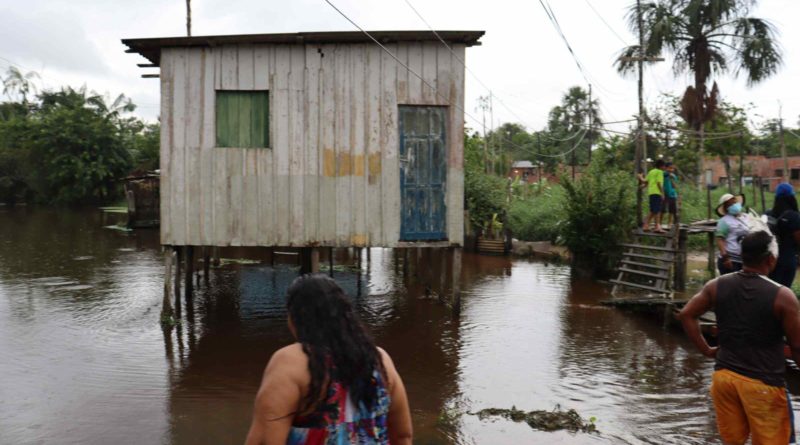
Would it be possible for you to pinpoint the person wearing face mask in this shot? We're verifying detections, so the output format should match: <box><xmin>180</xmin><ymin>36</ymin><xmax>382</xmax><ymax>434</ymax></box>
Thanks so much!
<box><xmin>715</xmin><ymin>193</ymin><xmax>748</xmax><ymax>275</ymax></box>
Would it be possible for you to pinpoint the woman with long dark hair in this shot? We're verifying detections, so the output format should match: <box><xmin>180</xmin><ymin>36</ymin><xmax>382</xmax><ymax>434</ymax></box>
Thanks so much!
<box><xmin>245</xmin><ymin>274</ymin><xmax>413</xmax><ymax>445</ymax></box>
<box><xmin>768</xmin><ymin>183</ymin><xmax>800</xmax><ymax>287</ymax></box>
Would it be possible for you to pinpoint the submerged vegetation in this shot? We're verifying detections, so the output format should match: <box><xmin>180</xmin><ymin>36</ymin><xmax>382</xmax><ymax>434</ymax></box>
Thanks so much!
<box><xmin>473</xmin><ymin>406</ymin><xmax>598</xmax><ymax>434</ymax></box>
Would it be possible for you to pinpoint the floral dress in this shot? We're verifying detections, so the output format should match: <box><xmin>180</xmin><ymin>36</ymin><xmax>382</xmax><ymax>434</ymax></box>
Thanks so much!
<box><xmin>287</xmin><ymin>370</ymin><xmax>391</xmax><ymax>445</ymax></box>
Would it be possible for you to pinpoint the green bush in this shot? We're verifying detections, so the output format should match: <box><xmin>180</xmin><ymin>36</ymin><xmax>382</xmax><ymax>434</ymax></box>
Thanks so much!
<box><xmin>560</xmin><ymin>167</ymin><xmax>636</xmax><ymax>278</ymax></box>
<box><xmin>507</xmin><ymin>185</ymin><xmax>565</xmax><ymax>242</ymax></box>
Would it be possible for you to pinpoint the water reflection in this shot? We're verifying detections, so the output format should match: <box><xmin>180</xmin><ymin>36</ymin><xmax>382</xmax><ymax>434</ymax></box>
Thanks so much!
<box><xmin>4</xmin><ymin>208</ymin><xmax>796</xmax><ymax>445</ymax></box>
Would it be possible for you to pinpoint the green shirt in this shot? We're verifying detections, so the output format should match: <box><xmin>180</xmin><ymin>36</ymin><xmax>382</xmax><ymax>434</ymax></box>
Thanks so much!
<box><xmin>646</xmin><ymin>168</ymin><xmax>664</xmax><ymax>196</ymax></box>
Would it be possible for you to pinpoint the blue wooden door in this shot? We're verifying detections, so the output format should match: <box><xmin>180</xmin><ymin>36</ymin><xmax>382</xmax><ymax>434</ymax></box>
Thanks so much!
<box><xmin>399</xmin><ymin>106</ymin><xmax>447</xmax><ymax>241</ymax></box>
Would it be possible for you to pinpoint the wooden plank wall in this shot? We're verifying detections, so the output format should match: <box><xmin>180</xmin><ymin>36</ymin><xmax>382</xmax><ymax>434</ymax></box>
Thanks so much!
<box><xmin>160</xmin><ymin>42</ymin><xmax>466</xmax><ymax>247</ymax></box>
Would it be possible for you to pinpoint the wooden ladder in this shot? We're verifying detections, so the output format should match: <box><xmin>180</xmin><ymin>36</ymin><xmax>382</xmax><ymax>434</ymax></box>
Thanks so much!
<box><xmin>610</xmin><ymin>228</ymin><xmax>678</xmax><ymax>299</ymax></box>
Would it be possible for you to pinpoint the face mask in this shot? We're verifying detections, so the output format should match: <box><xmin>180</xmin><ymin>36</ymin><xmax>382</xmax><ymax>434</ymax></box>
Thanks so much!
<box><xmin>728</xmin><ymin>203</ymin><xmax>742</xmax><ymax>215</ymax></box>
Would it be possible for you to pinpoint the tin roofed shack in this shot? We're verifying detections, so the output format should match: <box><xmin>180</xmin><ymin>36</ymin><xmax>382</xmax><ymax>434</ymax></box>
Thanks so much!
<box><xmin>122</xmin><ymin>30</ymin><xmax>483</xmax><ymax>289</ymax></box>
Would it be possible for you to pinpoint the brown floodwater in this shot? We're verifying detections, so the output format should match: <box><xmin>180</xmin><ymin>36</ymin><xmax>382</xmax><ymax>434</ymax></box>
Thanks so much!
<box><xmin>1</xmin><ymin>208</ymin><xmax>797</xmax><ymax>445</ymax></box>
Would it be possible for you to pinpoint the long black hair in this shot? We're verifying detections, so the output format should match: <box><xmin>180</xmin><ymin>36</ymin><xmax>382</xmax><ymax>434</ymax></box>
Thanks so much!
<box><xmin>286</xmin><ymin>274</ymin><xmax>383</xmax><ymax>413</ymax></box>
<box><xmin>772</xmin><ymin>194</ymin><xmax>799</xmax><ymax>218</ymax></box>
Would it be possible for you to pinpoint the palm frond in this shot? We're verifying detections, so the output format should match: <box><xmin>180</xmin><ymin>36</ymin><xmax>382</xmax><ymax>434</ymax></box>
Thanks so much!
<box><xmin>731</xmin><ymin>17</ymin><xmax>782</xmax><ymax>85</ymax></box>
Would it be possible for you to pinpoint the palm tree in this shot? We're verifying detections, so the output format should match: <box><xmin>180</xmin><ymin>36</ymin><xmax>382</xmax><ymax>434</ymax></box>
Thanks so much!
<box><xmin>616</xmin><ymin>0</ymin><xmax>782</xmax><ymax>187</ymax></box>
<box><xmin>546</xmin><ymin>86</ymin><xmax>602</xmax><ymax>168</ymax></box>
<box><xmin>2</xmin><ymin>66</ymin><xmax>40</xmax><ymax>103</ymax></box>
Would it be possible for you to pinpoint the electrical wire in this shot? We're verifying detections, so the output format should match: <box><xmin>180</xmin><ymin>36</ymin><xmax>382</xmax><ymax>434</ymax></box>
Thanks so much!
<box><xmin>323</xmin><ymin>0</ymin><xmax>595</xmax><ymax>161</ymax></box>
<box><xmin>584</xmin><ymin>0</ymin><xmax>630</xmax><ymax>45</ymax></box>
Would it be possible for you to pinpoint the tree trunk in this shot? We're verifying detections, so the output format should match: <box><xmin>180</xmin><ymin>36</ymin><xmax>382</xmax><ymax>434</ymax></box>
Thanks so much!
<box><xmin>723</xmin><ymin>156</ymin><xmax>732</xmax><ymax>193</ymax></box>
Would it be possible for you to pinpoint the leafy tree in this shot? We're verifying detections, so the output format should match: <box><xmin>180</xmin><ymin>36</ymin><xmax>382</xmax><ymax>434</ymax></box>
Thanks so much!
<box><xmin>559</xmin><ymin>159</ymin><xmax>636</xmax><ymax>278</ymax></box>
<box><xmin>24</xmin><ymin>87</ymin><xmax>133</xmax><ymax>204</ymax></box>
<box><xmin>464</xmin><ymin>131</ymin><xmax>508</xmax><ymax>232</ymax></box>
<box><xmin>542</xmin><ymin>86</ymin><xmax>601</xmax><ymax>171</ymax></box>
<box><xmin>616</xmin><ymin>0</ymin><xmax>782</xmax><ymax>187</ymax></box>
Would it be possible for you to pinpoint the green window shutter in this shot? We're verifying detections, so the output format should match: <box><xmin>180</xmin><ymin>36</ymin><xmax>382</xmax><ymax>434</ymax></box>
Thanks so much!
<box><xmin>216</xmin><ymin>91</ymin><xmax>269</xmax><ymax>148</ymax></box>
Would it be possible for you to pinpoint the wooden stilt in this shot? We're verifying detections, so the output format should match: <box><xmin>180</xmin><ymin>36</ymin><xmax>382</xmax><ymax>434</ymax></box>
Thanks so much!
<box><xmin>451</xmin><ymin>247</ymin><xmax>462</xmax><ymax>316</ymax></box>
<box><xmin>184</xmin><ymin>246</ymin><xmax>194</xmax><ymax>295</ymax></box>
<box><xmin>402</xmin><ymin>248</ymin><xmax>409</xmax><ymax>279</ymax></box>
<box><xmin>173</xmin><ymin>246</ymin><xmax>182</xmax><ymax>317</ymax></box>
<box><xmin>329</xmin><ymin>247</ymin><xmax>334</xmax><ymax>277</ymax></box>
<box><xmin>674</xmin><ymin>228</ymin><xmax>688</xmax><ymax>291</ymax></box>
<box><xmin>212</xmin><ymin>246</ymin><xmax>220</xmax><ymax>267</ymax></box>
<box><xmin>299</xmin><ymin>247</ymin><xmax>313</xmax><ymax>275</ymax></box>
<box><xmin>310</xmin><ymin>248</ymin><xmax>320</xmax><ymax>273</ymax></box>
<box><xmin>423</xmin><ymin>248</ymin><xmax>432</xmax><ymax>298</ymax></box>
<box><xmin>203</xmin><ymin>247</ymin><xmax>210</xmax><ymax>285</ymax></box>
<box><xmin>161</xmin><ymin>248</ymin><xmax>175</xmax><ymax>326</ymax></box>
<box><xmin>439</xmin><ymin>248</ymin><xmax>448</xmax><ymax>302</ymax></box>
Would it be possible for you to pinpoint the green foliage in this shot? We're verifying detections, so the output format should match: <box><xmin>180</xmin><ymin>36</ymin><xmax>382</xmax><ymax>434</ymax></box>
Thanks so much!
<box><xmin>464</xmin><ymin>131</ymin><xmax>509</xmax><ymax>232</ymax></box>
<box><xmin>0</xmin><ymin>70</ymin><xmax>159</xmax><ymax>205</ymax></box>
<box><xmin>559</xmin><ymin>163</ymin><xmax>636</xmax><ymax>277</ymax></box>
<box><xmin>507</xmin><ymin>185</ymin><xmax>565</xmax><ymax>243</ymax></box>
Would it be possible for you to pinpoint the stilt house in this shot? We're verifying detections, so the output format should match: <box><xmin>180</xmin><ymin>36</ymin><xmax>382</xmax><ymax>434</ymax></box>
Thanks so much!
<box><xmin>122</xmin><ymin>31</ymin><xmax>483</xmax><ymax>250</ymax></box>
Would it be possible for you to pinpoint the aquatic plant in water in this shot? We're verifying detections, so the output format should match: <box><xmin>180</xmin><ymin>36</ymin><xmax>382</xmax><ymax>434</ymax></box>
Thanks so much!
<box><xmin>472</xmin><ymin>405</ymin><xmax>597</xmax><ymax>433</ymax></box>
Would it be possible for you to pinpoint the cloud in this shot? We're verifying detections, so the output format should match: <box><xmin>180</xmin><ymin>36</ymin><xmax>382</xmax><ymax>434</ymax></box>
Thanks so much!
<box><xmin>0</xmin><ymin>5</ymin><xmax>109</xmax><ymax>75</ymax></box>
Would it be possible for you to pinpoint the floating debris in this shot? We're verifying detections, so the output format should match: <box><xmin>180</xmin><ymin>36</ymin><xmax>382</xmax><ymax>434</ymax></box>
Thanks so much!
<box><xmin>99</xmin><ymin>206</ymin><xmax>128</xmax><ymax>214</ymax></box>
<box><xmin>72</xmin><ymin>256</ymin><xmax>94</xmax><ymax>261</ymax></box>
<box><xmin>41</xmin><ymin>280</ymin><xmax>79</xmax><ymax>287</ymax></box>
<box><xmin>472</xmin><ymin>406</ymin><xmax>597</xmax><ymax>434</ymax></box>
<box><xmin>219</xmin><ymin>258</ymin><xmax>262</xmax><ymax>265</ymax></box>
<box><xmin>103</xmin><ymin>225</ymin><xmax>133</xmax><ymax>233</ymax></box>
<box><xmin>53</xmin><ymin>284</ymin><xmax>93</xmax><ymax>292</ymax></box>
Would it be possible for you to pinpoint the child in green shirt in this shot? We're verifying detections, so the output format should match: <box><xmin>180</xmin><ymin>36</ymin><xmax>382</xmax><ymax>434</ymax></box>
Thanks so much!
<box><xmin>638</xmin><ymin>159</ymin><xmax>666</xmax><ymax>233</ymax></box>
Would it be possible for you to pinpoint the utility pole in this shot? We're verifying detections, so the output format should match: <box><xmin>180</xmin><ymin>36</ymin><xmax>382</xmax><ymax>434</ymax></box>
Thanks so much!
<box><xmin>738</xmin><ymin>132</ymin><xmax>745</xmax><ymax>195</ymax></box>
<box><xmin>619</xmin><ymin>0</ymin><xmax>664</xmax><ymax>226</ymax></box>
<box><xmin>186</xmin><ymin>0</ymin><xmax>192</xmax><ymax>36</ymax></box>
<box><xmin>588</xmin><ymin>84</ymin><xmax>593</xmax><ymax>164</ymax></box>
<box><xmin>478</xmin><ymin>96</ymin><xmax>489</xmax><ymax>174</ymax></box>
<box><xmin>489</xmin><ymin>91</ymin><xmax>495</xmax><ymax>175</ymax></box>
<box><xmin>779</xmin><ymin>103</ymin><xmax>789</xmax><ymax>182</ymax></box>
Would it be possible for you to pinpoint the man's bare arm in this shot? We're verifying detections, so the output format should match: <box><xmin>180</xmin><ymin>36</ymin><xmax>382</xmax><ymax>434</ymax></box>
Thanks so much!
<box><xmin>775</xmin><ymin>288</ymin><xmax>800</xmax><ymax>365</ymax></box>
<box><xmin>678</xmin><ymin>280</ymin><xmax>718</xmax><ymax>358</ymax></box>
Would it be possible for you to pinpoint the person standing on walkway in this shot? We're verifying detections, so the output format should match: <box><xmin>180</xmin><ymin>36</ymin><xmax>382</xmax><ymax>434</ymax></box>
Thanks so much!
<box><xmin>715</xmin><ymin>193</ymin><xmax>748</xmax><ymax>275</ymax></box>
<box><xmin>245</xmin><ymin>274</ymin><xmax>413</xmax><ymax>445</ymax></box>
<box><xmin>768</xmin><ymin>183</ymin><xmax>800</xmax><ymax>287</ymax></box>
<box><xmin>679</xmin><ymin>231</ymin><xmax>800</xmax><ymax>445</ymax></box>
<box><xmin>638</xmin><ymin>159</ymin><xmax>666</xmax><ymax>233</ymax></box>
<box><xmin>661</xmin><ymin>162</ymin><xmax>679</xmax><ymax>230</ymax></box>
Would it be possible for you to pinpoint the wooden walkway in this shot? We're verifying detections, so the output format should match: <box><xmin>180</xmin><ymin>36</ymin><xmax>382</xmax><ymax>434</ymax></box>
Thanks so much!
<box><xmin>610</xmin><ymin>227</ymin><xmax>682</xmax><ymax>298</ymax></box>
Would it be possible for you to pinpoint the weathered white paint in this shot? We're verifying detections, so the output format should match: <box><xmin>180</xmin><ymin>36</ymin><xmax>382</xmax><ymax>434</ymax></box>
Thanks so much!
<box><xmin>160</xmin><ymin>42</ymin><xmax>467</xmax><ymax>247</ymax></box>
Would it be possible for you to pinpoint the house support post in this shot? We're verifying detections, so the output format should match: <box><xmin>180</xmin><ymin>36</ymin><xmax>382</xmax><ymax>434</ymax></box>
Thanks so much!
<box><xmin>173</xmin><ymin>246</ymin><xmax>182</xmax><ymax>318</ymax></box>
<box><xmin>202</xmin><ymin>247</ymin><xmax>210</xmax><ymax>285</ymax></box>
<box><xmin>299</xmin><ymin>247</ymin><xmax>320</xmax><ymax>275</ymax></box>
<box><xmin>450</xmin><ymin>247</ymin><xmax>462</xmax><ymax>315</ymax></box>
<box><xmin>674</xmin><ymin>228</ymin><xmax>688</xmax><ymax>292</ymax></box>
<box><xmin>162</xmin><ymin>248</ymin><xmax>176</xmax><ymax>326</ymax></box>
<box><xmin>439</xmin><ymin>248</ymin><xmax>448</xmax><ymax>303</ymax></box>
<box><xmin>184</xmin><ymin>246</ymin><xmax>194</xmax><ymax>296</ymax></box>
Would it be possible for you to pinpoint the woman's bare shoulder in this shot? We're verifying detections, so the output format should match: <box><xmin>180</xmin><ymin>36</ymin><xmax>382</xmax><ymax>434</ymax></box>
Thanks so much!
<box><xmin>265</xmin><ymin>343</ymin><xmax>309</xmax><ymax>375</ymax></box>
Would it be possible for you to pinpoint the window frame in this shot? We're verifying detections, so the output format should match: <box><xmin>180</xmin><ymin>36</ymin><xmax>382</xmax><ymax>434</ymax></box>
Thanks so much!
<box><xmin>214</xmin><ymin>89</ymin><xmax>270</xmax><ymax>149</ymax></box>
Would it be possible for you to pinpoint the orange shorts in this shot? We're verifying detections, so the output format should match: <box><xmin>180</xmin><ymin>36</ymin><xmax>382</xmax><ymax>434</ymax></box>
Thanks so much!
<box><xmin>711</xmin><ymin>369</ymin><xmax>795</xmax><ymax>444</ymax></box>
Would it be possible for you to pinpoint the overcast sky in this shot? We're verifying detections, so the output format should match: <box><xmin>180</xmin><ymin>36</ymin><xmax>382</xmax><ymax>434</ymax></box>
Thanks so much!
<box><xmin>1</xmin><ymin>0</ymin><xmax>798</xmax><ymax>134</ymax></box>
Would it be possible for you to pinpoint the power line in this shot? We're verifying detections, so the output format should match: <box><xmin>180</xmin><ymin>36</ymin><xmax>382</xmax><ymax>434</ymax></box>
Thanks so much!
<box><xmin>323</xmin><ymin>0</ymin><xmax>596</xmax><ymax>161</ymax></box>
<box><xmin>537</xmin><ymin>0</ymin><xmax>591</xmax><ymax>86</ymax></box>
<box><xmin>583</xmin><ymin>0</ymin><xmax>630</xmax><ymax>45</ymax></box>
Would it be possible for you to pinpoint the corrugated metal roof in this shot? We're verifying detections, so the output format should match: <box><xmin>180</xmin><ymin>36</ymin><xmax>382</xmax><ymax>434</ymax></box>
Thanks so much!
<box><xmin>511</xmin><ymin>161</ymin><xmax>535</xmax><ymax>169</ymax></box>
<box><xmin>122</xmin><ymin>30</ymin><xmax>485</xmax><ymax>66</ymax></box>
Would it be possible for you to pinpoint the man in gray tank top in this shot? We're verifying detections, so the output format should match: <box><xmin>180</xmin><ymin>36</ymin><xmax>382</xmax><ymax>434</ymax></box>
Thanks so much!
<box><xmin>680</xmin><ymin>231</ymin><xmax>800</xmax><ymax>444</ymax></box>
